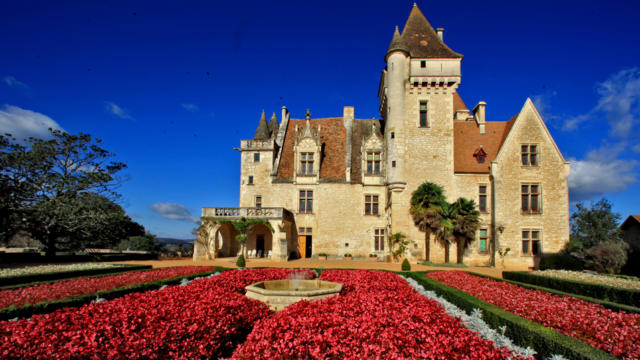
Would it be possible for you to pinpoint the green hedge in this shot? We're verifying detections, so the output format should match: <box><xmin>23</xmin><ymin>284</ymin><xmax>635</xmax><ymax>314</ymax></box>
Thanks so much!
<box><xmin>503</xmin><ymin>271</ymin><xmax>640</xmax><ymax>308</ymax></box>
<box><xmin>0</xmin><ymin>267</ymin><xmax>223</xmax><ymax>321</ymax></box>
<box><xmin>0</xmin><ymin>264</ymin><xmax>152</xmax><ymax>288</ymax></box>
<box><xmin>539</xmin><ymin>252</ymin><xmax>584</xmax><ymax>271</ymax></box>
<box><xmin>405</xmin><ymin>272</ymin><xmax>615</xmax><ymax>360</ymax></box>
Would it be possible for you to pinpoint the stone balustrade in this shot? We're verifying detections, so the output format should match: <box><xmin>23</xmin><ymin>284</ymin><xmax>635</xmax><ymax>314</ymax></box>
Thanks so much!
<box><xmin>201</xmin><ymin>207</ymin><xmax>284</xmax><ymax>220</ymax></box>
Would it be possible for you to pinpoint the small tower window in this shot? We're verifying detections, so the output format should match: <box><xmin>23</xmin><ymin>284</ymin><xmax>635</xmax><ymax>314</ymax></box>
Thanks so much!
<box><xmin>419</xmin><ymin>101</ymin><xmax>428</xmax><ymax>127</ymax></box>
<box><xmin>255</xmin><ymin>196</ymin><xmax>262</xmax><ymax>209</ymax></box>
<box><xmin>248</xmin><ymin>176</ymin><xmax>254</xmax><ymax>185</ymax></box>
<box><xmin>392</xmin><ymin>160</ymin><xmax>396</xmax><ymax>168</ymax></box>
<box><xmin>420</xmin><ymin>60</ymin><xmax>426</xmax><ymax>68</ymax></box>
<box><xmin>391</xmin><ymin>132</ymin><xmax>395</xmax><ymax>139</ymax></box>
<box><xmin>254</xmin><ymin>153</ymin><xmax>260</xmax><ymax>162</ymax></box>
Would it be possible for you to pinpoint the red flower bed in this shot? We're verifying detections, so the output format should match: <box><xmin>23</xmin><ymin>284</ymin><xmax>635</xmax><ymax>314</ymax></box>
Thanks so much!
<box><xmin>230</xmin><ymin>270</ymin><xmax>529</xmax><ymax>359</ymax></box>
<box><xmin>0</xmin><ymin>266</ymin><xmax>214</xmax><ymax>309</ymax></box>
<box><xmin>0</xmin><ymin>268</ymin><xmax>314</xmax><ymax>359</ymax></box>
<box><xmin>428</xmin><ymin>271</ymin><xmax>640</xmax><ymax>359</ymax></box>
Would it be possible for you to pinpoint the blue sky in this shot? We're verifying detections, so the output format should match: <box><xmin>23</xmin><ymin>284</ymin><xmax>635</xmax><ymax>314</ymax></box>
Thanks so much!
<box><xmin>1</xmin><ymin>0</ymin><xmax>639</xmax><ymax>239</ymax></box>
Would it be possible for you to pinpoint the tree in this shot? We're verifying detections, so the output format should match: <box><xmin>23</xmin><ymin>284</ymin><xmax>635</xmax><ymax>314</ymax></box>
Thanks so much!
<box><xmin>434</xmin><ymin>201</ymin><xmax>456</xmax><ymax>263</ymax></box>
<box><xmin>570</xmin><ymin>198</ymin><xmax>623</xmax><ymax>250</ymax></box>
<box><xmin>116</xmin><ymin>234</ymin><xmax>160</xmax><ymax>252</ymax></box>
<box><xmin>0</xmin><ymin>129</ymin><xmax>127</xmax><ymax>256</ymax></box>
<box><xmin>387</xmin><ymin>232</ymin><xmax>409</xmax><ymax>262</ymax></box>
<box><xmin>410</xmin><ymin>182</ymin><xmax>446</xmax><ymax>262</ymax></box>
<box><xmin>220</xmin><ymin>218</ymin><xmax>273</xmax><ymax>263</ymax></box>
<box><xmin>451</xmin><ymin>197</ymin><xmax>481</xmax><ymax>264</ymax></box>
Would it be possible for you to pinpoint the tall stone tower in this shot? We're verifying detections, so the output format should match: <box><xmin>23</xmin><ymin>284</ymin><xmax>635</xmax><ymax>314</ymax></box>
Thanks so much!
<box><xmin>379</xmin><ymin>4</ymin><xmax>463</xmax><ymax>257</ymax></box>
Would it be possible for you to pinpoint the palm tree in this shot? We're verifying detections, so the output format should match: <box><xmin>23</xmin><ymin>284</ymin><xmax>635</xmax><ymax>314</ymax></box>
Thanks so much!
<box><xmin>410</xmin><ymin>182</ymin><xmax>446</xmax><ymax>262</ymax></box>
<box><xmin>434</xmin><ymin>201</ymin><xmax>456</xmax><ymax>263</ymax></box>
<box><xmin>220</xmin><ymin>218</ymin><xmax>273</xmax><ymax>262</ymax></box>
<box><xmin>451</xmin><ymin>198</ymin><xmax>481</xmax><ymax>264</ymax></box>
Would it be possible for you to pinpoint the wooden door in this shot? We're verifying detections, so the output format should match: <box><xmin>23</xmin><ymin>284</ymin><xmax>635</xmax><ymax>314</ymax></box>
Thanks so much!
<box><xmin>298</xmin><ymin>235</ymin><xmax>306</xmax><ymax>259</ymax></box>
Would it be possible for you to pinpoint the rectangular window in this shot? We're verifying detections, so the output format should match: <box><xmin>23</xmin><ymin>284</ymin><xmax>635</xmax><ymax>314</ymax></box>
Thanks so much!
<box><xmin>254</xmin><ymin>153</ymin><xmax>260</xmax><ymax>162</ymax></box>
<box><xmin>306</xmin><ymin>227</ymin><xmax>312</xmax><ymax>234</ymax></box>
<box><xmin>522</xmin><ymin>230</ymin><xmax>541</xmax><ymax>255</ymax></box>
<box><xmin>248</xmin><ymin>175</ymin><xmax>254</xmax><ymax>185</ymax></box>
<box><xmin>366</xmin><ymin>152</ymin><xmax>381</xmax><ymax>175</ymax></box>
<box><xmin>255</xmin><ymin>196</ymin><xmax>262</xmax><ymax>209</ymax></box>
<box><xmin>300</xmin><ymin>152</ymin><xmax>314</xmax><ymax>175</ymax></box>
<box><xmin>392</xmin><ymin>160</ymin><xmax>396</xmax><ymax>168</ymax></box>
<box><xmin>479</xmin><ymin>229</ymin><xmax>488</xmax><ymax>253</ymax></box>
<box><xmin>299</xmin><ymin>227</ymin><xmax>305</xmax><ymax>234</ymax></box>
<box><xmin>478</xmin><ymin>185</ymin><xmax>487</xmax><ymax>213</ymax></box>
<box><xmin>420</xmin><ymin>60</ymin><xmax>426</xmax><ymax>68</ymax></box>
<box><xmin>299</xmin><ymin>190</ymin><xmax>313</xmax><ymax>213</ymax></box>
<box><xmin>521</xmin><ymin>145</ymin><xmax>538</xmax><ymax>166</ymax></box>
<box><xmin>365</xmin><ymin>195</ymin><xmax>379</xmax><ymax>215</ymax></box>
<box><xmin>419</xmin><ymin>101</ymin><xmax>428</xmax><ymax>127</ymax></box>
<box><xmin>374</xmin><ymin>228</ymin><xmax>385</xmax><ymax>251</ymax></box>
<box><xmin>521</xmin><ymin>184</ymin><xmax>540</xmax><ymax>214</ymax></box>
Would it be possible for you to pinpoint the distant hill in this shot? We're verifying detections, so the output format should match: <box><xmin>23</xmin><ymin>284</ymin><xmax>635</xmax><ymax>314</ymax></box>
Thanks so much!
<box><xmin>155</xmin><ymin>238</ymin><xmax>195</xmax><ymax>246</ymax></box>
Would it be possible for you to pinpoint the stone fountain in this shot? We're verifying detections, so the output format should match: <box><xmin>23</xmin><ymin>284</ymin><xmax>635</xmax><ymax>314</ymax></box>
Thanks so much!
<box><xmin>245</xmin><ymin>274</ymin><xmax>342</xmax><ymax>312</ymax></box>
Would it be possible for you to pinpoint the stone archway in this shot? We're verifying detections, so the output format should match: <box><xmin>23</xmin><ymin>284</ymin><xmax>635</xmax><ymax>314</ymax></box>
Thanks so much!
<box><xmin>246</xmin><ymin>223</ymin><xmax>273</xmax><ymax>258</ymax></box>
<box><xmin>216</xmin><ymin>223</ymin><xmax>240</xmax><ymax>257</ymax></box>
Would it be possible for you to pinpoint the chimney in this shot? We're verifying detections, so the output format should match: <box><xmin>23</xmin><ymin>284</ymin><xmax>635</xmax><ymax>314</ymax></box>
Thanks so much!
<box><xmin>436</xmin><ymin>28</ymin><xmax>444</xmax><ymax>41</ymax></box>
<box><xmin>473</xmin><ymin>101</ymin><xmax>486</xmax><ymax>134</ymax></box>
<box><xmin>343</xmin><ymin>106</ymin><xmax>354</xmax><ymax>182</ymax></box>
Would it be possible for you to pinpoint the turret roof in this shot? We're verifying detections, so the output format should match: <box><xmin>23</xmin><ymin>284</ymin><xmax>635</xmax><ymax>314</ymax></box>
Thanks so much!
<box><xmin>399</xmin><ymin>4</ymin><xmax>462</xmax><ymax>59</ymax></box>
<box><xmin>253</xmin><ymin>110</ymin><xmax>270</xmax><ymax>140</ymax></box>
<box><xmin>387</xmin><ymin>26</ymin><xmax>408</xmax><ymax>56</ymax></box>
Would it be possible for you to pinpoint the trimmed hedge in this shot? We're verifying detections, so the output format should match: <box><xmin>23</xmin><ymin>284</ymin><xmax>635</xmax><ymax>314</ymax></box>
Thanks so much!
<box><xmin>539</xmin><ymin>252</ymin><xmax>584</xmax><ymax>271</ymax></box>
<box><xmin>0</xmin><ymin>267</ymin><xmax>223</xmax><ymax>321</ymax></box>
<box><xmin>0</xmin><ymin>252</ymin><xmax>158</xmax><ymax>264</ymax></box>
<box><xmin>405</xmin><ymin>272</ymin><xmax>615</xmax><ymax>360</ymax></box>
<box><xmin>0</xmin><ymin>264</ymin><xmax>152</xmax><ymax>288</ymax></box>
<box><xmin>503</xmin><ymin>271</ymin><xmax>640</xmax><ymax>308</ymax></box>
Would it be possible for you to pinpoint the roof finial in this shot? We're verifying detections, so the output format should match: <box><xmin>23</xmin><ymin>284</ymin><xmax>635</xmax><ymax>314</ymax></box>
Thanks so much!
<box><xmin>413</xmin><ymin>2</ymin><xmax>417</xmax><ymax>7</ymax></box>
<box><xmin>305</xmin><ymin>109</ymin><xmax>312</xmax><ymax>120</ymax></box>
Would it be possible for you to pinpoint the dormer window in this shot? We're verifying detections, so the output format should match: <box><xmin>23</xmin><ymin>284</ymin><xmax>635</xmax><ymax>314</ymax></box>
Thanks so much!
<box><xmin>300</xmin><ymin>152</ymin><xmax>314</xmax><ymax>175</ymax></box>
<box><xmin>473</xmin><ymin>147</ymin><xmax>487</xmax><ymax>164</ymax></box>
<box><xmin>366</xmin><ymin>152</ymin><xmax>381</xmax><ymax>175</ymax></box>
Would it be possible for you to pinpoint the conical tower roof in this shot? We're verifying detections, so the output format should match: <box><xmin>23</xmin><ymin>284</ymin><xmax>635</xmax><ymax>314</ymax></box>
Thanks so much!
<box><xmin>387</xmin><ymin>26</ymin><xmax>408</xmax><ymax>56</ymax></box>
<box><xmin>268</xmin><ymin>112</ymin><xmax>279</xmax><ymax>137</ymax></box>
<box><xmin>399</xmin><ymin>4</ymin><xmax>462</xmax><ymax>59</ymax></box>
<box><xmin>253</xmin><ymin>110</ymin><xmax>270</xmax><ymax>140</ymax></box>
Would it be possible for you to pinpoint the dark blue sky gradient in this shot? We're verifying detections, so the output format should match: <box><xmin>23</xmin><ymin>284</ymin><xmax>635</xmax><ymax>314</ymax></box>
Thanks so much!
<box><xmin>1</xmin><ymin>1</ymin><xmax>638</xmax><ymax>238</ymax></box>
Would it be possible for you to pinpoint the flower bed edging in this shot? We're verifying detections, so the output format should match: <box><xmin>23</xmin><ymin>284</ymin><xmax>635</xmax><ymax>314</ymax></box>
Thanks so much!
<box><xmin>0</xmin><ymin>264</ymin><xmax>152</xmax><ymax>288</ymax></box>
<box><xmin>503</xmin><ymin>271</ymin><xmax>640</xmax><ymax>308</ymax></box>
<box><xmin>0</xmin><ymin>266</ymin><xmax>220</xmax><ymax>321</ymax></box>
<box><xmin>406</xmin><ymin>272</ymin><xmax>615</xmax><ymax>360</ymax></box>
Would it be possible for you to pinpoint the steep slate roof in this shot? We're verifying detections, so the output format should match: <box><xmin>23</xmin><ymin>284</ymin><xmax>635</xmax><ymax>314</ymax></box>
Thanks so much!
<box><xmin>453</xmin><ymin>115</ymin><xmax>517</xmax><ymax>173</ymax></box>
<box><xmin>453</xmin><ymin>91</ymin><xmax>468</xmax><ymax>113</ymax></box>
<box><xmin>351</xmin><ymin>119</ymin><xmax>382</xmax><ymax>184</ymax></box>
<box><xmin>387</xmin><ymin>26</ymin><xmax>408</xmax><ymax>55</ymax></box>
<box><xmin>399</xmin><ymin>5</ymin><xmax>462</xmax><ymax>59</ymax></box>
<box><xmin>268</xmin><ymin>112</ymin><xmax>279</xmax><ymax>137</ymax></box>
<box><xmin>253</xmin><ymin>111</ymin><xmax>270</xmax><ymax>140</ymax></box>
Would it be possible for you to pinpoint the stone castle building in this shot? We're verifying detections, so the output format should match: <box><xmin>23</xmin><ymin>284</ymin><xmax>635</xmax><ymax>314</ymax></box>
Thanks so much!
<box><xmin>194</xmin><ymin>4</ymin><xmax>570</xmax><ymax>268</ymax></box>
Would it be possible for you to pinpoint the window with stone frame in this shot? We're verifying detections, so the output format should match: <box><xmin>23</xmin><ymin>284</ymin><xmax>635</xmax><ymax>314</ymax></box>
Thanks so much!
<box><xmin>419</xmin><ymin>100</ymin><xmax>428</xmax><ymax>127</ymax></box>
<box><xmin>374</xmin><ymin>228</ymin><xmax>385</xmax><ymax>251</ymax></box>
<box><xmin>299</xmin><ymin>190</ymin><xmax>313</xmax><ymax>213</ymax></box>
<box><xmin>254</xmin><ymin>152</ymin><xmax>260</xmax><ymax>162</ymax></box>
<box><xmin>365</xmin><ymin>195</ymin><xmax>379</xmax><ymax>215</ymax></box>
<box><xmin>300</xmin><ymin>152</ymin><xmax>314</xmax><ymax>175</ymax></box>
<box><xmin>478</xmin><ymin>185</ymin><xmax>488</xmax><ymax>213</ymax></box>
<box><xmin>366</xmin><ymin>152</ymin><xmax>382</xmax><ymax>175</ymax></box>
<box><xmin>522</xmin><ymin>230</ymin><xmax>541</xmax><ymax>255</ymax></box>
<box><xmin>521</xmin><ymin>184</ymin><xmax>541</xmax><ymax>214</ymax></box>
<box><xmin>478</xmin><ymin>228</ymin><xmax>488</xmax><ymax>253</ymax></box>
<box><xmin>248</xmin><ymin>175</ymin><xmax>254</xmax><ymax>185</ymax></box>
<box><xmin>521</xmin><ymin>144</ymin><xmax>538</xmax><ymax>166</ymax></box>
<box><xmin>255</xmin><ymin>195</ymin><xmax>262</xmax><ymax>209</ymax></box>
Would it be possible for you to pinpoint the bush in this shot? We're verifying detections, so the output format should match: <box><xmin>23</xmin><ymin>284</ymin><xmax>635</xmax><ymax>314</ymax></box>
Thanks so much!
<box><xmin>116</xmin><ymin>235</ymin><xmax>159</xmax><ymax>252</ymax></box>
<box><xmin>539</xmin><ymin>252</ymin><xmax>584</xmax><ymax>271</ymax></box>
<box><xmin>236</xmin><ymin>254</ymin><xmax>246</xmax><ymax>268</ymax></box>
<box><xmin>583</xmin><ymin>241</ymin><xmax>629</xmax><ymax>274</ymax></box>
<box><xmin>401</xmin><ymin>258</ymin><xmax>411</xmax><ymax>271</ymax></box>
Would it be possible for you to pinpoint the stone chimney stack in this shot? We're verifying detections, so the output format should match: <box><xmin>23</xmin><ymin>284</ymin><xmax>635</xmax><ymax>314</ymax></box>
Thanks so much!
<box><xmin>473</xmin><ymin>101</ymin><xmax>487</xmax><ymax>134</ymax></box>
<box><xmin>343</xmin><ymin>106</ymin><xmax>354</xmax><ymax>182</ymax></box>
<box><xmin>436</xmin><ymin>28</ymin><xmax>444</xmax><ymax>41</ymax></box>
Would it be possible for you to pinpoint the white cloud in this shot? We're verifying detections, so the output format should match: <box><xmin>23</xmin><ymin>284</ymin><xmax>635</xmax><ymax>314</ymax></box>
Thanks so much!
<box><xmin>149</xmin><ymin>202</ymin><xmax>197</xmax><ymax>222</ymax></box>
<box><xmin>563</xmin><ymin>68</ymin><xmax>640</xmax><ymax>138</ymax></box>
<box><xmin>568</xmin><ymin>147</ymin><xmax>637</xmax><ymax>202</ymax></box>
<box><xmin>0</xmin><ymin>104</ymin><xmax>64</xmax><ymax>142</ymax></box>
<box><xmin>531</xmin><ymin>90</ymin><xmax>558</xmax><ymax>123</ymax></box>
<box><xmin>104</xmin><ymin>101</ymin><xmax>134</xmax><ymax>120</ymax></box>
<box><xmin>181</xmin><ymin>103</ymin><xmax>199</xmax><ymax>112</ymax></box>
<box><xmin>3</xmin><ymin>75</ymin><xmax>29</xmax><ymax>89</ymax></box>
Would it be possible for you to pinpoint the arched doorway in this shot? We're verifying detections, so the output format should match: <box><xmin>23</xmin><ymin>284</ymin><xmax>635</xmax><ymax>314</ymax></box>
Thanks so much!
<box><xmin>215</xmin><ymin>223</ymin><xmax>240</xmax><ymax>257</ymax></box>
<box><xmin>246</xmin><ymin>223</ymin><xmax>273</xmax><ymax>258</ymax></box>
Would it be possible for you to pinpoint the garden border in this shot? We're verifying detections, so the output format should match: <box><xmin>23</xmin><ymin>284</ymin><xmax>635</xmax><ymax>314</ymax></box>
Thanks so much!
<box><xmin>405</xmin><ymin>272</ymin><xmax>616</xmax><ymax>360</ymax></box>
<box><xmin>0</xmin><ymin>264</ymin><xmax>152</xmax><ymax>288</ymax></box>
<box><xmin>0</xmin><ymin>267</ymin><xmax>223</xmax><ymax>321</ymax></box>
<box><xmin>503</xmin><ymin>271</ymin><xmax>640</xmax><ymax>308</ymax></box>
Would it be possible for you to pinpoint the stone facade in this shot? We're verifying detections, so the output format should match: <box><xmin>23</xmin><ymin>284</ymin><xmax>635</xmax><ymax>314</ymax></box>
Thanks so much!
<box><xmin>194</xmin><ymin>4</ymin><xmax>570</xmax><ymax>268</ymax></box>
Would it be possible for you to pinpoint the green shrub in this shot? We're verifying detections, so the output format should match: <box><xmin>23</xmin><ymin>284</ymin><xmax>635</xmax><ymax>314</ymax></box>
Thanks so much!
<box><xmin>236</xmin><ymin>254</ymin><xmax>246</xmax><ymax>268</ymax></box>
<box><xmin>502</xmin><ymin>271</ymin><xmax>640</xmax><ymax>308</ymax></box>
<box><xmin>401</xmin><ymin>259</ymin><xmax>411</xmax><ymax>271</ymax></box>
<box><xmin>116</xmin><ymin>235</ymin><xmax>159</xmax><ymax>252</ymax></box>
<box><xmin>539</xmin><ymin>252</ymin><xmax>584</xmax><ymax>271</ymax></box>
<box><xmin>421</xmin><ymin>261</ymin><xmax>467</xmax><ymax>268</ymax></box>
<box><xmin>405</xmin><ymin>272</ymin><xmax>615</xmax><ymax>360</ymax></box>
<box><xmin>583</xmin><ymin>241</ymin><xmax>629</xmax><ymax>274</ymax></box>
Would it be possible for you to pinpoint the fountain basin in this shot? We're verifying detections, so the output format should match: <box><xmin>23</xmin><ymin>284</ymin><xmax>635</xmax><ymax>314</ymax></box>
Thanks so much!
<box><xmin>245</xmin><ymin>279</ymin><xmax>342</xmax><ymax>311</ymax></box>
